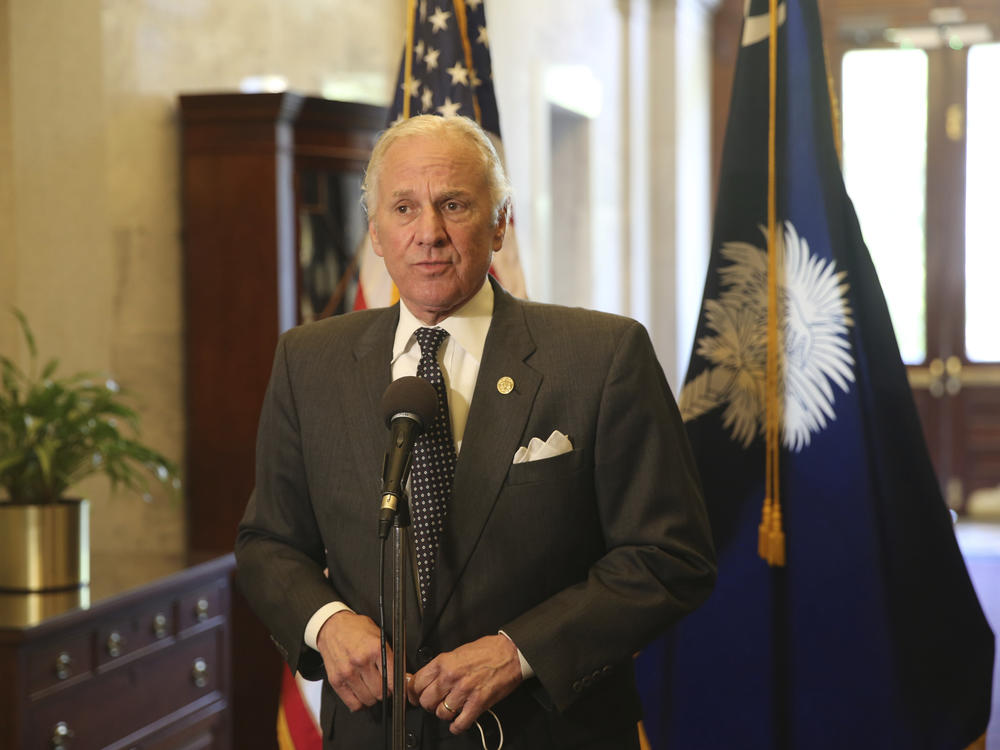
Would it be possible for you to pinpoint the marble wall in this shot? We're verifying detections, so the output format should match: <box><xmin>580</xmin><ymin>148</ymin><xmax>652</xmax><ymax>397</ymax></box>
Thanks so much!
<box><xmin>0</xmin><ymin>0</ymin><xmax>712</xmax><ymax>558</ymax></box>
<box><xmin>488</xmin><ymin>0</ymin><xmax>715</xmax><ymax>381</ymax></box>
<box><xmin>0</xmin><ymin>0</ymin><xmax>404</xmax><ymax>557</ymax></box>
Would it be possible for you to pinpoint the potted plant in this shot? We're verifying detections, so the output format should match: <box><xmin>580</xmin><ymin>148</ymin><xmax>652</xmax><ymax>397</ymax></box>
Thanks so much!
<box><xmin>0</xmin><ymin>309</ymin><xmax>180</xmax><ymax>591</ymax></box>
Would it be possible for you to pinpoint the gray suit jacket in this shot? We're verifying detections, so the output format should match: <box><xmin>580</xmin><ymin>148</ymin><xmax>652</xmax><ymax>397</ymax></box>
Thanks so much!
<box><xmin>236</xmin><ymin>281</ymin><xmax>716</xmax><ymax>749</ymax></box>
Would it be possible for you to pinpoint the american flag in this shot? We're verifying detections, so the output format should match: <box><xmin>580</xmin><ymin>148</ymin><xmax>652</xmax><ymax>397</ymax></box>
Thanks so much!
<box><xmin>355</xmin><ymin>0</ymin><xmax>526</xmax><ymax>310</ymax></box>
<box><xmin>387</xmin><ymin>0</ymin><xmax>501</xmax><ymax>133</ymax></box>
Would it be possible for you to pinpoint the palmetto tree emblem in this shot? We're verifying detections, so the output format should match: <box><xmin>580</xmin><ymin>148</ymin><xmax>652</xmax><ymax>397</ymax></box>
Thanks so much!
<box><xmin>680</xmin><ymin>221</ymin><xmax>856</xmax><ymax>452</ymax></box>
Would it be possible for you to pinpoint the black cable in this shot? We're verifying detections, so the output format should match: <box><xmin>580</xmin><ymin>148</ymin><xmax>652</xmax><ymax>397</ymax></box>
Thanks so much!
<box><xmin>379</xmin><ymin>535</ymin><xmax>389</xmax><ymax>750</ymax></box>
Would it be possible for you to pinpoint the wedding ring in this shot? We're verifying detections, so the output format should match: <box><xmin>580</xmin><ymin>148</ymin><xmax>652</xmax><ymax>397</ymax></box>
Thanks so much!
<box><xmin>443</xmin><ymin>700</ymin><xmax>459</xmax><ymax>714</ymax></box>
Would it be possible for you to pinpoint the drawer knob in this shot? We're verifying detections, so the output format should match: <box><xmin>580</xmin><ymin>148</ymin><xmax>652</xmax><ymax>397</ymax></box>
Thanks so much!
<box><xmin>192</xmin><ymin>657</ymin><xmax>208</xmax><ymax>688</ymax></box>
<box><xmin>51</xmin><ymin>720</ymin><xmax>74</xmax><ymax>748</ymax></box>
<box><xmin>195</xmin><ymin>597</ymin><xmax>210</xmax><ymax>621</ymax></box>
<box><xmin>152</xmin><ymin>612</ymin><xmax>168</xmax><ymax>639</ymax></box>
<box><xmin>106</xmin><ymin>631</ymin><xmax>124</xmax><ymax>657</ymax></box>
<box><xmin>54</xmin><ymin>652</ymin><xmax>72</xmax><ymax>680</ymax></box>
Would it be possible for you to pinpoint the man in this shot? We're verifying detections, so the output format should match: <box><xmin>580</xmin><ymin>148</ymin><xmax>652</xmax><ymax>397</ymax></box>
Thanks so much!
<box><xmin>236</xmin><ymin>115</ymin><xmax>716</xmax><ymax>749</ymax></box>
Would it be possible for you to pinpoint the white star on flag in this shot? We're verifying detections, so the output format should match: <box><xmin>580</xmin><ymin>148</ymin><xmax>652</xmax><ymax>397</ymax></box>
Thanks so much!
<box><xmin>429</xmin><ymin>7</ymin><xmax>452</xmax><ymax>32</ymax></box>
<box><xmin>477</xmin><ymin>25</ymin><xmax>488</xmax><ymax>45</ymax></box>
<box><xmin>401</xmin><ymin>77</ymin><xmax>421</xmax><ymax>98</ymax></box>
<box><xmin>446</xmin><ymin>61</ymin><xmax>469</xmax><ymax>86</ymax></box>
<box><xmin>421</xmin><ymin>87</ymin><xmax>434</xmax><ymax>111</ymax></box>
<box><xmin>436</xmin><ymin>97</ymin><xmax>461</xmax><ymax>117</ymax></box>
<box><xmin>424</xmin><ymin>47</ymin><xmax>441</xmax><ymax>70</ymax></box>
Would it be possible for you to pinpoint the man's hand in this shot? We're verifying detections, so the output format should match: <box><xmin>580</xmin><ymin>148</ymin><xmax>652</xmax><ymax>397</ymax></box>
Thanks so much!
<box><xmin>407</xmin><ymin>635</ymin><xmax>523</xmax><ymax>734</ymax></box>
<box><xmin>316</xmin><ymin>610</ymin><xmax>392</xmax><ymax>711</ymax></box>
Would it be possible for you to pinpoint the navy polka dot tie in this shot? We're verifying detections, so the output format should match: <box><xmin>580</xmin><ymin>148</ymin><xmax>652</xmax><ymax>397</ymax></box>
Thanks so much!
<box><xmin>411</xmin><ymin>327</ymin><xmax>457</xmax><ymax>608</ymax></box>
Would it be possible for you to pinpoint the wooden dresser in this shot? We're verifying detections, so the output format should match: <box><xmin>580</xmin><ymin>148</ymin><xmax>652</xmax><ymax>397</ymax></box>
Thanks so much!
<box><xmin>0</xmin><ymin>553</ymin><xmax>234</xmax><ymax>750</ymax></box>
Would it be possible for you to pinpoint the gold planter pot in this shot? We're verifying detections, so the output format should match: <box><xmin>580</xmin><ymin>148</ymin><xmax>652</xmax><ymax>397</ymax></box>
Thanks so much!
<box><xmin>0</xmin><ymin>499</ymin><xmax>90</xmax><ymax>592</ymax></box>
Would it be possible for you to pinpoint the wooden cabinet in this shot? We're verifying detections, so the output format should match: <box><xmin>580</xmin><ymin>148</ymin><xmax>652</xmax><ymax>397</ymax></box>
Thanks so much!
<box><xmin>0</xmin><ymin>554</ymin><xmax>234</xmax><ymax>750</ymax></box>
<box><xmin>178</xmin><ymin>92</ymin><xmax>384</xmax><ymax>559</ymax></box>
<box><xmin>178</xmin><ymin>92</ymin><xmax>385</xmax><ymax>749</ymax></box>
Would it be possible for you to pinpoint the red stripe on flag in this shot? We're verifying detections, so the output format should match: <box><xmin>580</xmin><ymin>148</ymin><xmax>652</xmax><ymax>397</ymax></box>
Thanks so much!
<box><xmin>279</xmin><ymin>666</ymin><xmax>322</xmax><ymax>750</ymax></box>
<box><xmin>352</xmin><ymin>284</ymin><xmax>369</xmax><ymax>312</ymax></box>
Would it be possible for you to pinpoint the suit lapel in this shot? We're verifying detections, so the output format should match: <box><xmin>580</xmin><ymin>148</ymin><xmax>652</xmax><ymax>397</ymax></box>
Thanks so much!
<box><xmin>345</xmin><ymin>305</ymin><xmax>398</xmax><ymax>495</ymax></box>
<box><xmin>424</xmin><ymin>284</ymin><xmax>541</xmax><ymax>633</ymax></box>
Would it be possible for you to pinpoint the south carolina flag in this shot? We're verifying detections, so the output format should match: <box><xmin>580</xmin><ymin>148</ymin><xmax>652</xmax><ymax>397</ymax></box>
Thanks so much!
<box><xmin>636</xmin><ymin>0</ymin><xmax>995</xmax><ymax>748</ymax></box>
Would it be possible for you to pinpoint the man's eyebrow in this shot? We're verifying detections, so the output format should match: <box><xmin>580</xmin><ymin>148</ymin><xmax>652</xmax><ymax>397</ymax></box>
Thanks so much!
<box><xmin>437</xmin><ymin>189</ymin><xmax>474</xmax><ymax>202</ymax></box>
<box><xmin>388</xmin><ymin>188</ymin><xmax>474</xmax><ymax>202</ymax></box>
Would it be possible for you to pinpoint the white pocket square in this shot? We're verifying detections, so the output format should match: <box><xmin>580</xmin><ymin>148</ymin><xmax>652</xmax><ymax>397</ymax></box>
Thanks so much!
<box><xmin>512</xmin><ymin>430</ymin><xmax>573</xmax><ymax>464</ymax></box>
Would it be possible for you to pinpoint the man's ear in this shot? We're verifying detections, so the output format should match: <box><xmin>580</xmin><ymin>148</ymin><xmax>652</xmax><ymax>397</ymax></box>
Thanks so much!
<box><xmin>369</xmin><ymin>220</ymin><xmax>384</xmax><ymax>258</ymax></box>
<box><xmin>492</xmin><ymin>205</ymin><xmax>508</xmax><ymax>252</ymax></box>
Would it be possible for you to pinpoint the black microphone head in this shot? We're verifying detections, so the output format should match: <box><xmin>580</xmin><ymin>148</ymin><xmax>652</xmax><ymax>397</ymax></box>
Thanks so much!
<box><xmin>380</xmin><ymin>375</ymin><xmax>438</xmax><ymax>429</ymax></box>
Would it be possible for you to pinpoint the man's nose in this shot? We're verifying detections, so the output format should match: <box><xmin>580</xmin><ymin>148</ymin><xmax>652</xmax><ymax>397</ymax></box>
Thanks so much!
<box><xmin>415</xmin><ymin>208</ymin><xmax>446</xmax><ymax>247</ymax></box>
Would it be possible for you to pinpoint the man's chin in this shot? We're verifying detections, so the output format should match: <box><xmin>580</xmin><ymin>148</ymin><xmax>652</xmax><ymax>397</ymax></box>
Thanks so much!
<box><xmin>400</xmin><ymin>291</ymin><xmax>462</xmax><ymax>324</ymax></box>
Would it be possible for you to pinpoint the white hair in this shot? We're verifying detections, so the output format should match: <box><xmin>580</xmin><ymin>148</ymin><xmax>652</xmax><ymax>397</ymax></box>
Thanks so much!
<box><xmin>361</xmin><ymin>115</ymin><xmax>512</xmax><ymax>222</ymax></box>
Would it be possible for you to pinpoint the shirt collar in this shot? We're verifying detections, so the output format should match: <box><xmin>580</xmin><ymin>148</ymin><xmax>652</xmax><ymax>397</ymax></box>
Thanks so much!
<box><xmin>392</xmin><ymin>279</ymin><xmax>495</xmax><ymax>363</ymax></box>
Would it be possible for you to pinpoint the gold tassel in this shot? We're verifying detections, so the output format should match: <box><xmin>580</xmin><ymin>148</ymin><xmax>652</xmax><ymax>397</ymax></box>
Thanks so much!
<box><xmin>758</xmin><ymin>496</ymin><xmax>772</xmax><ymax>559</ymax></box>
<box><xmin>767</xmin><ymin>503</ymin><xmax>786</xmax><ymax>567</ymax></box>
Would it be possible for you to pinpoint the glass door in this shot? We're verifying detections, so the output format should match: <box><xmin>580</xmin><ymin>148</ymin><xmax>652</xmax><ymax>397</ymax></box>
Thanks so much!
<box><xmin>839</xmin><ymin>32</ymin><xmax>1000</xmax><ymax>511</ymax></box>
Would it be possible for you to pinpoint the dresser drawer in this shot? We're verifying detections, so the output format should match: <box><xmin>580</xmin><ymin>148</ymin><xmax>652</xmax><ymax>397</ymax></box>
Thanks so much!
<box><xmin>27</xmin><ymin>626</ymin><xmax>223</xmax><ymax>749</ymax></box>
<box><xmin>96</xmin><ymin>599</ymin><xmax>175</xmax><ymax>667</ymax></box>
<box><xmin>26</xmin><ymin>631</ymin><xmax>92</xmax><ymax>696</ymax></box>
<box><xmin>178</xmin><ymin>580</ymin><xmax>225</xmax><ymax>631</ymax></box>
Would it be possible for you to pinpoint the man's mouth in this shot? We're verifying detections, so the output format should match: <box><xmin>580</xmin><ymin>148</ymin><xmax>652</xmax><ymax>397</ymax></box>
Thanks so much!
<box><xmin>415</xmin><ymin>260</ymin><xmax>451</xmax><ymax>271</ymax></box>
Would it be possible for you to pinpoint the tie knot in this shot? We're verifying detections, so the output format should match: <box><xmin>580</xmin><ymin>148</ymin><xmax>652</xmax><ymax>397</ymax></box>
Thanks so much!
<box><xmin>415</xmin><ymin>327</ymin><xmax>449</xmax><ymax>358</ymax></box>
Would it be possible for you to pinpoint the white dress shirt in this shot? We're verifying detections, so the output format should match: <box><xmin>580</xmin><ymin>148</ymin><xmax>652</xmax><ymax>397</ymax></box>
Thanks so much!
<box><xmin>388</xmin><ymin>277</ymin><xmax>494</xmax><ymax>453</ymax></box>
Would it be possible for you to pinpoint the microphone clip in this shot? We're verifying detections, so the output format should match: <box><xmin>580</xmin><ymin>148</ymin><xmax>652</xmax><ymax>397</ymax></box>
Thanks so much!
<box><xmin>377</xmin><ymin>486</ymin><xmax>411</xmax><ymax>539</ymax></box>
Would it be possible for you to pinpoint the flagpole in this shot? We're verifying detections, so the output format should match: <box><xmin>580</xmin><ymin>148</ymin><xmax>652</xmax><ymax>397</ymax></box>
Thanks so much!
<box><xmin>402</xmin><ymin>0</ymin><xmax>416</xmax><ymax>119</ymax></box>
<box><xmin>451</xmin><ymin>0</ymin><xmax>482</xmax><ymax>123</ymax></box>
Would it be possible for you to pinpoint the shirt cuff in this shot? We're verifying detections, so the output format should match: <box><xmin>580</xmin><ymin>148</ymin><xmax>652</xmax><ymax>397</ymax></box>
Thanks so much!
<box><xmin>304</xmin><ymin>601</ymin><xmax>355</xmax><ymax>650</ymax></box>
<box><xmin>498</xmin><ymin>630</ymin><xmax>535</xmax><ymax>680</ymax></box>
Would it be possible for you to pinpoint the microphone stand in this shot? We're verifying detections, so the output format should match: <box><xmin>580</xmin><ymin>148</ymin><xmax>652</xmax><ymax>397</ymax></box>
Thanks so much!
<box><xmin>387</xmin><ymin>493</ymin><xmax>423</xmax><ymax>750</ymax></box>
<box><xmin>390</xmin><ymin>497</ymin><xmax>410</xmax><ymax>750</ymax></box>
<box><xmin>378</xmin><ymin>381</ymin><xmax>437</xmax><ymax>748</ymax></box>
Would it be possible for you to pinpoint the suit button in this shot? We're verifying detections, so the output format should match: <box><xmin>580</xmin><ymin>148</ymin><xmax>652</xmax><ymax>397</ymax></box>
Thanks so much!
<box><xmin>572</xmin><ymin>680</ymin><xmax>582</xmax><ymax>692</ymax></box>
<box><xmin>406</xmin><ymin>729</ymin><xmax>419</xmax><ymax>747</ymax></box>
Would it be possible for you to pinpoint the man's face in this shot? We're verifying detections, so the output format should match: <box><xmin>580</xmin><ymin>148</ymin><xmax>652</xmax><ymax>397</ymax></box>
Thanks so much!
<box><xmin>369</xmin><ymin>132</ymin><xmax>505</xmax><ymax>325</ymax></box>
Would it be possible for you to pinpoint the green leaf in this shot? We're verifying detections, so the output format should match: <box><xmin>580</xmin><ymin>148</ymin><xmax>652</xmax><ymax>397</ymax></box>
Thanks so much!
<box><xmin>11</xmin><ymin>307</ymin><xmax>37</xmax><ymax>359</ymax></box>
<box><xmin>0</xmin><ymin>309</ymin><xmax>181</xmax><ymax>504</ymax></box>
<box><xmin>41</xmin><ymin>358</ymin><xmax>59</xmax><ymax>380</ymax></box>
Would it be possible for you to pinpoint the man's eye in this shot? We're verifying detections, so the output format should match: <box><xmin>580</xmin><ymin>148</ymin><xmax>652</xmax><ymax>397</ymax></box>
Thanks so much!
<box><xmin>444</xmin><ymin>201</ymin><xmax>463</xmax><ymax>212</ymax></box>
<box><xmin>395</xmin><ymin>205</ymin><xmax>410</xmax><ymax>215</ymax></box>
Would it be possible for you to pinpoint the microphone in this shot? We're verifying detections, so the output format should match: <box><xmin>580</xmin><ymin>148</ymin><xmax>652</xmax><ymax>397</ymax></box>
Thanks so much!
<box><xmin>378</xmin><ymin>376</ymin><xmax>438</xmax><ymax>539</ymax></box>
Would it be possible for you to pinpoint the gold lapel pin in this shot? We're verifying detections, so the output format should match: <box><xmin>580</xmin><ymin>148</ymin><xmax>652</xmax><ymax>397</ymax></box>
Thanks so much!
<box><xmin>496</xmin><ymin>376</ymin><xmax>514</xmax><ymax>395</ymax></box>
